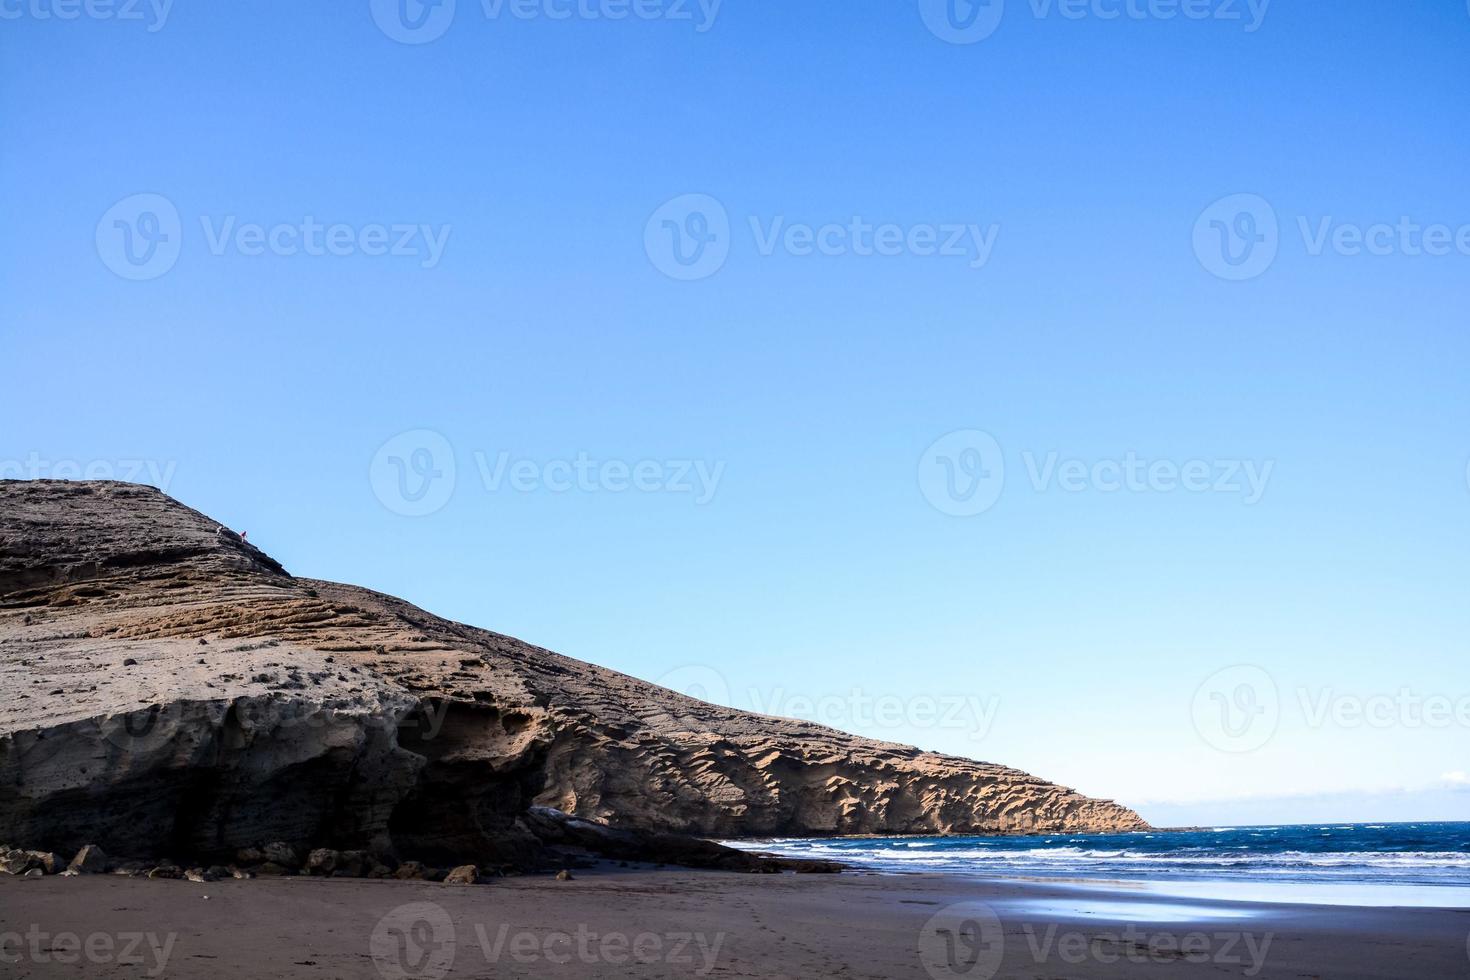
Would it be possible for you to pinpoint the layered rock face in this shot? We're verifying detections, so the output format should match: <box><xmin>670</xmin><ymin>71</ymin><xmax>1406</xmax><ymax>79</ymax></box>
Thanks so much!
<box><xmin>0</xmin><ymin>481</ymin><xmax>1146</xmax><ymax>866</ymax></box>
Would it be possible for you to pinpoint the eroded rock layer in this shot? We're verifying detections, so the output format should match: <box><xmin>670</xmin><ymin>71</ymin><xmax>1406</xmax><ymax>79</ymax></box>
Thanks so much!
<box><xmin>0</xmin><ymin>481</ymin><xmax>1146</xmax><ymax>865</ymax></box>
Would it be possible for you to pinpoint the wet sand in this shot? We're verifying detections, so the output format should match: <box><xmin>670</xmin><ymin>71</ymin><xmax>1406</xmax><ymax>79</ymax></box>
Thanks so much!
<box><xmin>1</xmin><ymin>866</ymin><xmax>1466</xmax><ymax>978</ymax></box>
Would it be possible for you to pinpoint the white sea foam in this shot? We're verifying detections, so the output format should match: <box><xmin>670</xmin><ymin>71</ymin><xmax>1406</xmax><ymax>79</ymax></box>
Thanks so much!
<box><xmin>723</xmin><ymin>829</ymin><xmax>1470</xmax><ymax>885</ymax></box>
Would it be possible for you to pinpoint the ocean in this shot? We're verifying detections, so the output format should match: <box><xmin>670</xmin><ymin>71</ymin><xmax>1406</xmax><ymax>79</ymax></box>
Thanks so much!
<box><xmin>726</xmin><ymin>822</ymin><xmax>1470</xmax><ymax>906</ymax></box>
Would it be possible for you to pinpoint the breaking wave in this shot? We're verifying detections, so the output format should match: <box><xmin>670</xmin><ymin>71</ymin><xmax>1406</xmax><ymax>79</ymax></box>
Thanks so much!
<box><xmin>726</xmin><ymin>822</ymin><xmax>1470</xmax><ymax>886</ymax></box>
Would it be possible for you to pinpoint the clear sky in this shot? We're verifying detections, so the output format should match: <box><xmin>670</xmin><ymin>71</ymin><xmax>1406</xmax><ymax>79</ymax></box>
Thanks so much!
<box><xmin>3</xmin><ymin>0</ymin><xmax>1467</xmax><ymax>826</ymax></box>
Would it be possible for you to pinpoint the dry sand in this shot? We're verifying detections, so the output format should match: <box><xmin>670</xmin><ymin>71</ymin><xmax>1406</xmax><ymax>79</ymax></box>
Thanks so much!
<box><xmin>3</xmin><ymin>866</ymin><xmax>1468</xmax><ymax>979</ymax></box>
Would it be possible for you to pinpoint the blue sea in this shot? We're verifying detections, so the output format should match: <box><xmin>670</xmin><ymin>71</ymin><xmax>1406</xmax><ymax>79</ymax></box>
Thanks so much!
<box><xmin>727</xmin><ymin>822</ymin><xmax>1470</xmax><ymax>907</ymax></box>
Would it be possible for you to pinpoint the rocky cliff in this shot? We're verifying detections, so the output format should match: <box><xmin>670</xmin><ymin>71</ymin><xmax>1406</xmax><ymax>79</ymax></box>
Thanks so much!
<box><xmin>0</xmin><ymin>480</ymin><xmax>1146</xmax><ymax>869</ymax></box>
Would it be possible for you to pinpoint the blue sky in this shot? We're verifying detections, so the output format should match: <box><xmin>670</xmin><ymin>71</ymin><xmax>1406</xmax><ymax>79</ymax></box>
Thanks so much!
<box><xmin>3</xmin><ymin>0</ymin><xmax>1468</xmax><ymax>826</ymax></box>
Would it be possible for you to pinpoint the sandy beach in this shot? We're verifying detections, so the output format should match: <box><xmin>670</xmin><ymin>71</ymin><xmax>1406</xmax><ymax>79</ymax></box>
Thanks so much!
<box><xmin>2</xmin><ymin>866</ymin><xmax>1466</xmax><ymax>979</ymax></box>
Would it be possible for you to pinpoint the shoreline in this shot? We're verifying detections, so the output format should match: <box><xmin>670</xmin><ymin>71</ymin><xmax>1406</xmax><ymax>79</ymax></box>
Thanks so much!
<box><xmin>3</xmin><ymin>865</ymin><xmax>1467</xmax><ymax>978</ymax></box>
<box><xmin>738</xmin><ymin>859</ymin><xmax>1470</xmax><ymax>911</ymax></box>
<box><xmin>728</xmin><ymin>822</ymin><xmax>1470</xmax><ymax>912</ymax></box>
<box><xmin>769</xmin><ymin>867</ymin><xmax>1470</xmax><ymax>909</ymax></box>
